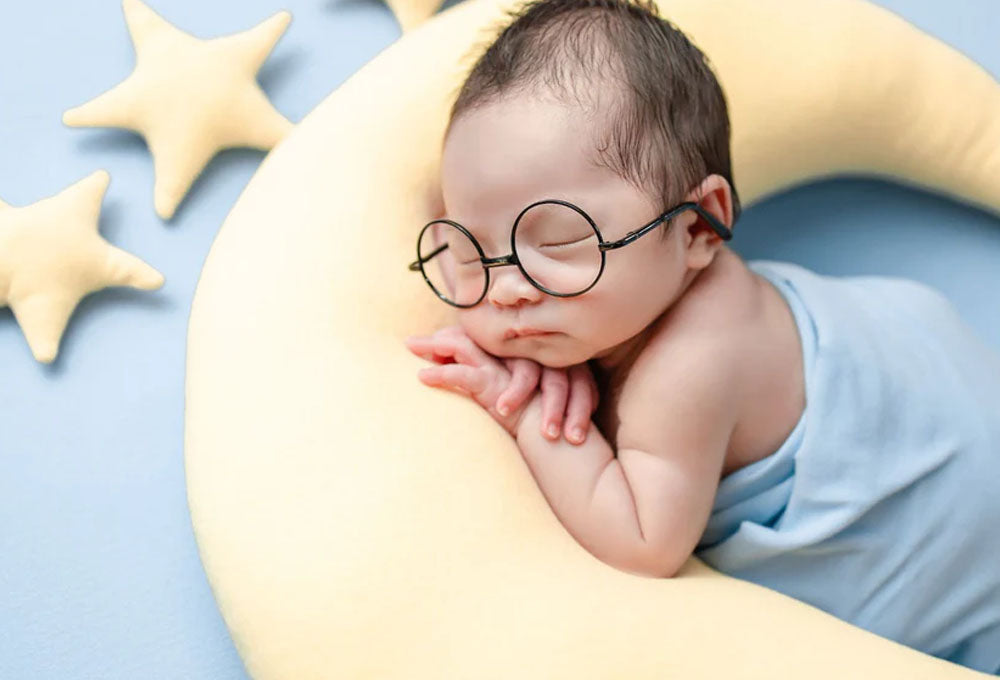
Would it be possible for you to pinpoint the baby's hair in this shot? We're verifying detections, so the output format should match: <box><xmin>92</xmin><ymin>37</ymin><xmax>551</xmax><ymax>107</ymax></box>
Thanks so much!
<box><xmin>446</xmin><ymin>0</ymin><xmax>741</xmax><ymax>239</ymax></box>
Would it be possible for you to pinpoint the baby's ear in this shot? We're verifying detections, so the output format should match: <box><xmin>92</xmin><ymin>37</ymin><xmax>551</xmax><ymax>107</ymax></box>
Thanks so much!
<box><xmin>688</xmin><ymin>174</ymin><xmax>734</xmax><ymax>234</ymax></box>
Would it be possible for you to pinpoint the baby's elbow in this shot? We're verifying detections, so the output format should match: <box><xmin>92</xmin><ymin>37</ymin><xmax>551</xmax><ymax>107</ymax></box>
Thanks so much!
<box><xmin>620</xmin><ymin>545</ymin><xmax>689</xmax><ymax>579</ymax></box>
<box><xmin>644</xmin><ymin>557</ymin><xmax>687</xmax><ymax>579</ymax></box>
<box><xmin>653</xmin><ymin>560</ymin><xmax>686</xmax><ymax>579</ymax></box>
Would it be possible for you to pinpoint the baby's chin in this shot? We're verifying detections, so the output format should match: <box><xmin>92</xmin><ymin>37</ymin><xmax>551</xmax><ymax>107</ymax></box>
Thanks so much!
<box><xmin>489</xmin><ymin>337</ymin><xmax>591</xmax><ymax>368</ymax></box>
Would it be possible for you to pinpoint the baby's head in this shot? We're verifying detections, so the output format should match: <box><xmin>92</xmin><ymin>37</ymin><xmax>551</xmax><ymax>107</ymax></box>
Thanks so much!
<box><xmin>427</xmin><ymin>0</ymin><xmax>740</xmax><ymax>370</ymax></box>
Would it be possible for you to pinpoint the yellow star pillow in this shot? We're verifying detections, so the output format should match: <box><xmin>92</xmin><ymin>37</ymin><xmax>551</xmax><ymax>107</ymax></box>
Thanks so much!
<box><xmin>185</xmin><ymin>0</ymin><xmax>1000</xmax><ymax>677</ymax></box>
<box><xmin>63</xmin><ymin>0</ymin><xmax>293</xmax><ymax>220</ymax></box>
<box><xmin>0</xmin><ymin>170</ymin><xmax>164</xmax><ymax>363</ymax></box>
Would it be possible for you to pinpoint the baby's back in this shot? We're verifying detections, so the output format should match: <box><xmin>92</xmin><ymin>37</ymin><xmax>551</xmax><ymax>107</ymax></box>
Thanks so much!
<box><xmin>697</xmin><ymin>259</ymin><xmax>1000</xmax><ymax>674</ymax></box>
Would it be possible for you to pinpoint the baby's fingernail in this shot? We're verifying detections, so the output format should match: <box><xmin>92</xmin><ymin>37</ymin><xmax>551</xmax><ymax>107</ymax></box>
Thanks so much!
<box><xmin>547</xmin><ymin>424</ymin><xmax>558</xmax><ymax>438</ymax></box>
<box><xmin>570</xmin><ymin>428</ymin><xmax>583</xmax><ymax>443</ymax></box>
<box><xmin>498</xmin><ymin>404</ymin><xmax>509</xmax><ymax>416</ymax></box>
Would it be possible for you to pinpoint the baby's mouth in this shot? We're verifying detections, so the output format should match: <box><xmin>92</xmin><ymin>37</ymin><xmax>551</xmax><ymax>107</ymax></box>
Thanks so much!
<box><xmin>504</xmin><ymin>328</ymin><xmax>558</xmax><ymax>340</ymax></box>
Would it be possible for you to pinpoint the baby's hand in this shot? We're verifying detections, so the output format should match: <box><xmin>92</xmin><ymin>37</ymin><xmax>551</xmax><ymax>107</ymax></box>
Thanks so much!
<box><xmin>403</xmin><ymin>326</ymin><xmax>598</xmax><ymax>444</ymax></box>
<box><xmin>496</xmin><ymin>358</ymin><xmax>599</xmax><ymax>445</ymax></box>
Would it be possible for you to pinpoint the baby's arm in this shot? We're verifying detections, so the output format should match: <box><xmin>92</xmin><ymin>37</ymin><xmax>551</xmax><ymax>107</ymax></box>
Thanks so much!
<box><xmin>514</xmin><ymin>343</ymin><xmax>737</xmax><ymax>578</ymax></box>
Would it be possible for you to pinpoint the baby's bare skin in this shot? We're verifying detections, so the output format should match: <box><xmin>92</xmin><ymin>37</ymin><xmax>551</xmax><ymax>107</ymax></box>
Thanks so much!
<box><xmin>407</xmin><ymin>243</ymin><xmax>807</xmax><ymax>577</ymax></box>
<box><xmin>589</xmin><ymin>245</ymin><xmax>805</xmax><ymax>480</ymax></box>
<box><xmin>458</xmin><ymin>242</ymin><xmax>806</xmax><ymax>477</ymax></box>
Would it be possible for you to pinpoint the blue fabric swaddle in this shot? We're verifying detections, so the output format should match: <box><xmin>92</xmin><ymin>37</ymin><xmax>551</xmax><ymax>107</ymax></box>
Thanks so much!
<box><xmin>694</xmin><ymin>260</ymin><xmax>1000</xmax><ymax>674</ymax></box>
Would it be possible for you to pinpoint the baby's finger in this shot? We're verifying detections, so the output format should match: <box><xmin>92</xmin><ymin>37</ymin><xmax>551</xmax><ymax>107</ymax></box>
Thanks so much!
<box><xmin>432</xmin><ymin>325</ymin><xmax>494</xmax><ymax>366</ymax></box>
<box><xmin>539</xmin><ymin>367</ymin><xmax>570</xmax><ymax>440</ymax></box>
<box><xmin>418</xmin><ymin>363</ymin><xmax>490</xmax><ymax>395</ymax></box>
<box><xmin>406</xmin><ymin>334</ymin><xmax>479</xmax><ymax>366</ymax></box>
<box><xmin>564</xmin><ymin>364</ymin><xmax>594</xmax><ymax>445</ymax></box>
<box><xmin>495</xmin><ymin>358</ymin><xmax>541</xmax><ymax>416</ymax></box>
<box><xmin>404</xmin><ymin>336</ymin><xmax>455</xmax><ymax>364</ymax></box>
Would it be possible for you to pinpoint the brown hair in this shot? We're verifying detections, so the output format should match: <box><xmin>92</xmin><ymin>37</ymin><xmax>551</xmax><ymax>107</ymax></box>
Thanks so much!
<box><xmin>445</xmin><ymin>0</ymin><xmax>741</xmax><ymax>238</ymax></box>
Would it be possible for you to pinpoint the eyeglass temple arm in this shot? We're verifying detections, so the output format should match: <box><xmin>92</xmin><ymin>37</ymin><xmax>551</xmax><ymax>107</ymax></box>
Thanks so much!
<box><xmin>601</xmin><ymin>202</ymin><xmax>733</xmax><ymax>251</ymax></box>
<box><xmin>408</xmin><ymin>242</ymin><xmax>448</xmax><ymax>271</ymax></box>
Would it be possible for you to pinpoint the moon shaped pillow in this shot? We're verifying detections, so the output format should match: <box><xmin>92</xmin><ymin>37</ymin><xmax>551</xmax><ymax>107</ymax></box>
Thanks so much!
<box><xmin>185</xmin><ymin>0</ymin><xmax>1000</xmax><ymax>677</ymax></box>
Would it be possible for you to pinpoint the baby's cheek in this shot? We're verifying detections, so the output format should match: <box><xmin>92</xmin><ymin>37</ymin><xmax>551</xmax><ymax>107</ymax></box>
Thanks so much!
<box><xmin>456</xmin><ymin>314</ymin><xmax>497</xmax><ymax>353</ymax></box>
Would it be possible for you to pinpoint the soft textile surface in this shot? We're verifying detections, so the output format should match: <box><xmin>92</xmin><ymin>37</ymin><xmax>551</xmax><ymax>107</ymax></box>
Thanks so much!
<box><xmin>698</xmin><ymin>261</ymin><xmax>1000</xmax><ymax>674</ymax></box>
<box><xmin>0</xmin><ymin>170</ymin><xmax>164</xmax><ymax>363</ymax></box>
<box><xmin>185</xmin><ymin>0</ymin><xmax>1000</xmax><ymax>677</ymax></box>
<box><xmin>63</xmin><ymin>0</ymin><xmax>293</xmax><ymax>220</ymax></box>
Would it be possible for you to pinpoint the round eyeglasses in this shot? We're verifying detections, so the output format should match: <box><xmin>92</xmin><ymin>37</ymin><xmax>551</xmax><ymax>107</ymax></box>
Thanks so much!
<box><xmin>408</xmin><ymin>198</ymin><xmax>733</xmax><ymax>308</ymax></box>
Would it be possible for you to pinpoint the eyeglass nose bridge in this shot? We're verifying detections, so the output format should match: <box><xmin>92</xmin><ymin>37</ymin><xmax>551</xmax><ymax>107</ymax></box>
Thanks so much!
<box><xmin>481</xmin><ymin>253</ymin><xmax>519</xmax><ymax>269</ymax></box>
<box><xmin>479</xmin><ymin>251</ymin><xmax>549</xmax><ymax>308</ymax></box>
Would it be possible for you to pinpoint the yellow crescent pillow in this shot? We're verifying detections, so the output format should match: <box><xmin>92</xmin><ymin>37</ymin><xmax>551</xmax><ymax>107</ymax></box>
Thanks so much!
<box><xmin>185</xmin><ymin>0</ymin><xmax>1000</xmax><ymax>677</ymax></box>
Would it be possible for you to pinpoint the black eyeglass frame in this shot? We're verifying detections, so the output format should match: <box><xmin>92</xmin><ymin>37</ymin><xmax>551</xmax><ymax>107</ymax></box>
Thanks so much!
<box><xmin>408</xmin><ymin>198</ymin><xmax>733</xmax><ymax>308</ymax></box>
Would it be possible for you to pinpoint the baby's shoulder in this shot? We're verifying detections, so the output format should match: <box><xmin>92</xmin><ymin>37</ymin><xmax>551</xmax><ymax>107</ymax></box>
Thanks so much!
<box><xmin>634</xmin><ymin>303</ymin><xmax>748</xmax><ymax>396</ymax></box>
<box><xmin>614</xmin><ymin>313</ymin><xmax>746</xmax><ymax>444</ymax></box>
<box><xmin>648</xmin><ymin>261</ymin><xmax>761</xmax><ymax>366</ymax></box>
<box><xmin>611</xmin><ymin>264</ymin><xmax>767</xmax><ymax>447</ymax></box>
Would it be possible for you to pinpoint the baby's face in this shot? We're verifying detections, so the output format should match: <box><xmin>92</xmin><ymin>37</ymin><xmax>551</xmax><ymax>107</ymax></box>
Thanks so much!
<box><xmin>439</xmin><ymin>94</ymin><xmax>702</xmax><ymax>369</ymax></box>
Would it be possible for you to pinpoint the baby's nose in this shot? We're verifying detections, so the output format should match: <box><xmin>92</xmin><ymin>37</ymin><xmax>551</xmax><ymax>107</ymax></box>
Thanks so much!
<box><xmin>487</xmin><ymin>266</ymin><xmax>542</xmax><ymax>309</ymax></box>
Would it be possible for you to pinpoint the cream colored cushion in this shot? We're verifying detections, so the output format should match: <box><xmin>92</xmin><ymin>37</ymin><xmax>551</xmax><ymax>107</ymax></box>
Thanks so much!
<box><xmin>185</xmin><ymin>0</ymin><xmax>1000</xmax><ymax>676</ymax></box>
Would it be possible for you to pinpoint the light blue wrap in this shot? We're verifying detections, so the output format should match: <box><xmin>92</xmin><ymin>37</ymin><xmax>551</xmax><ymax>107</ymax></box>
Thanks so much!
<box><xmin>695</xmin><ymin>260</ymin><xmax>1000</xmax><ymax>675</ymax></box>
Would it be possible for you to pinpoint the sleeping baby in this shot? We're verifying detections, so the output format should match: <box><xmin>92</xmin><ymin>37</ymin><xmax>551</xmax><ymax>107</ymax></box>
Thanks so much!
<box><xmin>403</xmin><ymin>0</ymin><xmax>1000</xmax><ymax>673</ymax></box>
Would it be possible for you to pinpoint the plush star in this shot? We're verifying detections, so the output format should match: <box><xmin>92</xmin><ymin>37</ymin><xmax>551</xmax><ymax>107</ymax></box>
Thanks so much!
<box><xmin>63</xmin><ymin>0</ymin><xmax>294</xmax><ymax>220</ymax></box>
<box><xmin>0</xmin><ymin>170</ymin><xmax>165</xmax><ymax>364</ymax></box>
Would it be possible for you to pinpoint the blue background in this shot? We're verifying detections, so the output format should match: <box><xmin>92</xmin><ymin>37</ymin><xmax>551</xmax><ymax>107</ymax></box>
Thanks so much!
<box><xmin>0</xmin><ymin>0</ymin><xmax>997</xmax><ymax>678</ymax></box>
